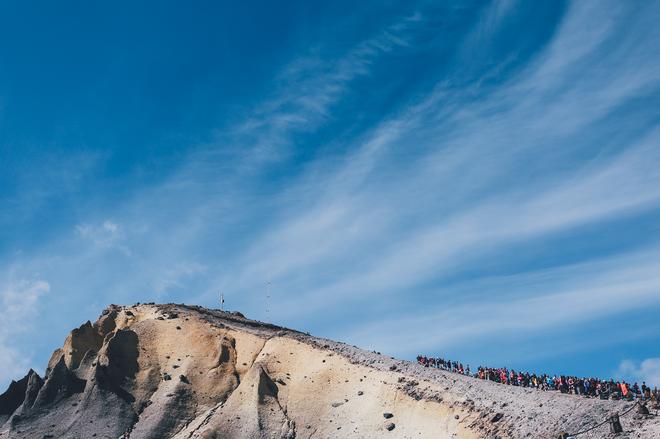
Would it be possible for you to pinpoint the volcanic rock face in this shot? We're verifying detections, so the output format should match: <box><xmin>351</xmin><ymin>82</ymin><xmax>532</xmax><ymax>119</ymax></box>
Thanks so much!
<box><xmin>0</xmin><ymin>370</ymin><xmax>39</xmax><ymax>424</ymax></box>
<box><xmin>0</xmin><ymin>304</ymin><xmax>657</xmax><ymax>438</ymax></box>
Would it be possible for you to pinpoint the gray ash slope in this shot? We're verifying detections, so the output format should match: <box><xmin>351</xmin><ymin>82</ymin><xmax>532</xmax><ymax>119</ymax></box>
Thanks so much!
<box><xmin>0</xmin><ymin>304</ymin><xmax>657</xmax><ymax>439</ymax></box>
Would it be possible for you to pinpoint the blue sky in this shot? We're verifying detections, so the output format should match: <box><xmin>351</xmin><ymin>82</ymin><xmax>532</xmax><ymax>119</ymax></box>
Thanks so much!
<box><xmin>1</xmin><ymin>0</ymin><xmax>660</xmax><ymax>389</ymax></box>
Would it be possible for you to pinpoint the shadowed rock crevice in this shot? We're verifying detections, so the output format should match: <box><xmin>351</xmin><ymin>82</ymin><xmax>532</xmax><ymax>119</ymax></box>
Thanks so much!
<box><xmin>255</xmin><ymin>363</ymin><xmax>279</xmax><ymax>404</ymax></box>
<box><xmin>217</xmin><ymin>337</ymin><xmax>233</xmax><ymax>364</ymax></box>
<box><xmin>0</xmin><ymin>370</ymin><xmax>37</xmax><ymax>421</ymax></box>
<box><xmin>0</xmin><ymin>374</ymin><xmax>28</xmax><ymax>417</ymax></box>
<box><xmin>33</xmin><ymin>357</ymin><xmax>85</xmax><ymax>408</ymax></box>
<box><xmin>19</xmin><ymin>371</ymin><xmax>44</xmax><ymax>415</ymax></box>
<box><xmin>96</xmin><ymin>309</ymin><xmax>118</xmax><ymax>337</ymax></box>
<box><xmin>204</xmin><ymin>335</ymin><xmax>240</xmax><ymax>405</ymax></box>
<box><xmin>190</xmin><ymin>362</ymin><xmax>295</xmax><ymax>439</ymax></box>
<box><xmin>95</xmin><ymin>329</ymin><xmax>139</xmax><ymax>403</ymax></box>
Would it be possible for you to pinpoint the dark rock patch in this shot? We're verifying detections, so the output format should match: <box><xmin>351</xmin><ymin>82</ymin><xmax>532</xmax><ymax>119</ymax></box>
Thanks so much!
<box><xmin>95</xmin><ymin>330</ymin><xmax>139</xmax><ymax>403</ymax></box>
<box><xmin>34</xmin><ymin>358</ymin><xmax>86</xmax><ymax>407</ymax></box>
<box><xmin>0</xmin><ymin>370</ymin><xmax>34</xmax><ymax>416</ymax></box>
<box><xmin>491</xmin><ymin>413</ymin><xmax>504</xmax><ymax>423</ymax></box>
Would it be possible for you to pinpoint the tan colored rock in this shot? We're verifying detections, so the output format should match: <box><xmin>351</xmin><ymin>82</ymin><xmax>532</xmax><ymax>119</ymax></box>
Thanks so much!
<box><xmin>0</xmin><ymin>303</ymin><xmax>657</xmax><ymax>439</ymax></box>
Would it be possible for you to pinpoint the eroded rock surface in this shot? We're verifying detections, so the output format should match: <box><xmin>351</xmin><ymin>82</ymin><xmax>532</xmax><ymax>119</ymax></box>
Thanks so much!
<box><xmin>0</xmin><ymin>304</ymin><xmax>657</xmax><ymax>438</ymax></box>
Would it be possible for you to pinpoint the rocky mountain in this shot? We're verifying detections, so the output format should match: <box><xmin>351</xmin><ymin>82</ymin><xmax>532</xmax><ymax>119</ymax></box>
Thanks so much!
<box><xmin>0</xmin><ymin>304</ymin><xmax>657</xmax><ymax>438</ymax></box>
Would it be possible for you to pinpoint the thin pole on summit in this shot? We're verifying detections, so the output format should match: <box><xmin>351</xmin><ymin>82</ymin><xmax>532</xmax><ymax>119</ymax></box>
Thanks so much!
<box><xmin>220</xmin><ymin>291</ymin><xmax>224</xmax><ymax>312</ymax></box>
<box><xmin>266</xmin><ymin>276</ymin><xmax>271</xmax><ymax>318</ymax></box>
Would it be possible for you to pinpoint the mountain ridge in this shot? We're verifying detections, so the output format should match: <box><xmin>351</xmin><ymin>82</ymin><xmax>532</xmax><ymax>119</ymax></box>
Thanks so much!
<box><xmin>0</xmin><ymin>303</ymin><xmax>657</xmax><ymax>438</ymax></box>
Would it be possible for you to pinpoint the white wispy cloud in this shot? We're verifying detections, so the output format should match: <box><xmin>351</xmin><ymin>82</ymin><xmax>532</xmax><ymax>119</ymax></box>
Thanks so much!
<box><xmin>0</xmin><ymin>276</ymin><xmax>50</xmax><ymax>384</ymax></box>
<box><xmin>2</xmin><ymin>0</ymin><xmax>660</xmax><ymax>386</ymax></box>
<box><xmin>218</xmin><ymin>0</ymin><xmax>660</xmax><ymax>317</ymax></box>
<box><xmin>224</xmin><ymin>10</ymin><xmax>426</xmax><ymax>165</ymax></box>
<box><xmin>340</xmin><ymin>250</ymin><xmax>660</xmax><ymax>356</ymax></box>
<box><xmin>48</xmin><ymin>1</ymin><xmax>660</xmax><ymax>338</ymax></box>
<box><xmin>75</xmin><ymin>219</ymin><xmax>131</xmax><ymax>256</ymax></box>
<box><xmin>617</xmin><ymin>358</ymin><xmax>660</xmax><ymax>387</ymax></box>
<box><xmin>0</xmin><ymin>150</ymin><xmax>104</xmax><ymax>227</ymax></box>
<box><xmin>154</xmin><ymin>261</ymin><xmax>207</xmax><ymax>298</ymax></box>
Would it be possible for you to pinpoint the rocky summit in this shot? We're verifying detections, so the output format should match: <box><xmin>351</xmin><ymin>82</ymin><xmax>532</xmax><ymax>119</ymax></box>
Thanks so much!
<box><xmin>0</xmin><ymin>304</ymin><xmax>657</xmax><ymax>438</ymax></box>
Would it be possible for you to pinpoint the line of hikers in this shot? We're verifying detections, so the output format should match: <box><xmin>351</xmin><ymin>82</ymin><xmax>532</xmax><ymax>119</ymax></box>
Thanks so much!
<box><xmin>416</xmin><ymin>355</ymin><xmax>660</xmax><ymax>402</ymax></box>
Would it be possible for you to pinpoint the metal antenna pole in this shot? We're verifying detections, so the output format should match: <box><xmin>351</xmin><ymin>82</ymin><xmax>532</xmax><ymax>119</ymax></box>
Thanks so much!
<box><xmin>266</xmin><ymin>276</ymin><xmax>271</xmax><ymax>318</ymax></box>
<box><xmin>220</xmin><ymin>291</ymin><xmax>224</xmax><ymax>312</ymax></box>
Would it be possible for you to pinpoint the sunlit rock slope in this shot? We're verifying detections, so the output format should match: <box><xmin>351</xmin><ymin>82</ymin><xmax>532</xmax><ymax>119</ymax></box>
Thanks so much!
<box><xmin>0</xmin><ymin>304</ymin><xmax>657</xmax><ymax>438</ymax></box>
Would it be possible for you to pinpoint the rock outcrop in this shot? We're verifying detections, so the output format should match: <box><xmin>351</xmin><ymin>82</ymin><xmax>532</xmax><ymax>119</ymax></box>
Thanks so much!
<box><xmin>0</xmin><ymin>303</ymin><xmax>657</xmax><ymax>438</ymax></box>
